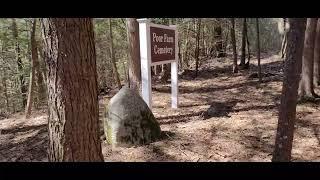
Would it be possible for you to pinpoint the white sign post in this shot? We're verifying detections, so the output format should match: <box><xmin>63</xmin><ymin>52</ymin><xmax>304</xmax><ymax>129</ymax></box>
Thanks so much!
<box><xmin>137</xmin><ymin>18</ymin><xmax>179</xmax><ymax>110</ymax></box>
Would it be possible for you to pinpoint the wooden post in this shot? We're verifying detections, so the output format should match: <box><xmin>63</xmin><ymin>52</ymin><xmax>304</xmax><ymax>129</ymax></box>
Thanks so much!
<box><xmin>170</xmin><ymin>25</ymin><xmax>178</xmax><ymax>108</ymax></box>
<box><xmin>138</xmin><ymin>19</ymin><xmax>152</xmax><ymax>109</ymax></box>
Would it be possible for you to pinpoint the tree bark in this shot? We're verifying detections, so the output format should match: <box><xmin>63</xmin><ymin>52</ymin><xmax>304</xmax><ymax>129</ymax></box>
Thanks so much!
<box><xmin>298</xmin><ymin>18</ymin><xmax>319</xmax><ymax>100</ymax></box>
<box><xmin>41</xmin><ymin>18</ymin><xmax>104</xmax><ymax>162</ymax></box>
<box><xmin>126</xmin><ymin>18</ymin><xmax>141</xmax><ymax>91</ymax></box>
<box><xmin>272</xmin><ymin>18</ymin><xmax>306</xmax><ymax>162</ymax></box>
<box><xmin>214</xmin><ymin>19</ymin><xmax>225</xmax><ymax>58</ymax></box>
<box><xmin>12</xmin><ymin>18</ymin><xmax>27</xmax><ymax>108</ymax></box>
<box><xmin>223</xmin><ymin>26</ymin><xmax>229</xmax><ymax>56</ymax></box>
<box><xmin>25</xmin><ymin>19</ymin><xmax>38</xmax><ymax>118</ymax></box>
<box><xmin>109</xmin><ymin>18</ymin><xmax>122</xmax><ymax>90</ymax></box>
<box><xmin>183</xmin><ymin>21</ymin><xmax>191</xmax><ymax>69</ymax></box>
<box><xmin>230</xmin><ymin>18</ymin><xmax>238</xmax><ymax>73</ymax></box>
<box><xmin>2</xmin><ymin>75</ymin><xmax>9</xmax><ymax>113</ymax></box>
<box><xmin>240</xmin><ymin>18</ymin><xmax>247</xmax><ymax>67</ymax></box>
<box><xmin>244</xmin><ymin>29</ymin><xmax>251</xmax><ymax>69</ymax></box>
<box><xmin>201</xmin><ymin>23</ymin><xmax>206</xmax><ymax>57</ymax></box>
<box><xmin>313</xmin><ymin>19</ymin><xmax>320</xmax><ymax>86</ymax></box>
<box><xmin>256</xmin><ymin>18</ymin><xmax>262</xmax><ymax>83</ymax></box>
<box><xmin>280</xmin><ymin>18</ymin><xmax>288</xmax><ymax>59</ymax></box>
<box><xmin>37</xmin><ymin>40</ymin><xmax>48</xmax><ymax>85</ymax></box>
<box><xmin>1</xmin><ymin>42</ymin><xmax>9</xmax><ymax>113</ymax></box>
<box><xmin>195</xmin><ymin>18</ymin><xmax>201</xmax><ymax>77</ymax></box>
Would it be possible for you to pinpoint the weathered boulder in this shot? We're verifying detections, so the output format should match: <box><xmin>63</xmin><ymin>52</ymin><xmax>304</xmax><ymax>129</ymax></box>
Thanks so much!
<box><xmin>104</xmin><ymin>87</ymin><xmax>161</xmax><ymax>147</ymax></box>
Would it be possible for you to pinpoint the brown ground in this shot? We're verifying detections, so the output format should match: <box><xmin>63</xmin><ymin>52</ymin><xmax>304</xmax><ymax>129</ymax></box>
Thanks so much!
<box><xmin>1</xmin><ymin>54</ymin><xmax>320</xmax><ymax>162</ymax></box>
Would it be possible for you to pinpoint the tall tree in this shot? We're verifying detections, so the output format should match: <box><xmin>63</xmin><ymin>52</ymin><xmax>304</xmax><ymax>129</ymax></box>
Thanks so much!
<box><xmin>214</xmin><ymin>19</ymin><xmax>224</xmax><ymax>58</ymax></box>
<box><xmin>12</xmin><ymin>18</ymin><xmax>27</xmax><ymax>108</ymax></box>
<box><xmin>195</xmin><ymin>18</ymin><xmax>201</xmax><ymax>77</ymax></box>
<box><xmin>272</xmin><ymin>18</ymin><xmax>307</xmax><ymax>162</ymax></box>
<box><xmin>256</xmin><ymin>18</ymin><xmax>262</xmax><ymax>83</ymax></box>
<box><xmin>35</xmin><ymin>38</ymin><xmax>47</xmax><ymax>108</ymax></box>
<box><xmin>313</xmin><ymin>19</ymin><xmax>320</xmax><ymax>86</ymax></box>
<box><xmin>230</xmin><ymin>18</ymin><xmax>238</xmax><ymax>73</ymax></box>
<box><xmin>298</xmin><ymin>18</ymin><xmax>319</xmax><ymax>100</ymax></box>
<box><xmin>126</xmin><ymin>18</ymin><xmax>141</xmax><ymax>91</ymax></box>
<box><xmin>25</xmin><ymin>19</ymin><xmax>38</xmax><ymax>118</ymax></box>
<box><xmin>240</xmin><ymin>18</ymin><xmax>247</xmax><ymax>67</ymax></box>
<box><xmin>109</xmin><ymin>18</ymin><xmax>122</xmax><ymax>90</ymax></box>
<box><xmin>41</xmin><ymin>18</ymin><xmax>104</xmax><ymax>162</ymax></box>
<box><xmin>182</xmin><ymin>21</ymin><xmax>191</xmax><ymax>68</ymax></box>
<box><xmin>1</xmin><ymin>70</ymin><xmax>9</xmax><ymax>112</ymax></box>
<box><xmin>1</xmin><ymin>40</ymin><xmax>9</xmax><ymax>112</ymax></box>
<box><xmin>280</xmin><ymin>18</ymin><xmax>288</xmax><ymax>59</ymax></box>
<box><xmin>245</xmin><ymin>29</ymin><xmax>251</xmax><ymax>69</ymax></box>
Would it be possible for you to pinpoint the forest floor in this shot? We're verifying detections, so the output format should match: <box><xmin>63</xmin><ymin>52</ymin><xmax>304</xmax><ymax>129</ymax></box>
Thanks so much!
<box><xmin>1</xmin><ymin>53</ymin><xmax>320</xmax><ymax>162</ymax></box>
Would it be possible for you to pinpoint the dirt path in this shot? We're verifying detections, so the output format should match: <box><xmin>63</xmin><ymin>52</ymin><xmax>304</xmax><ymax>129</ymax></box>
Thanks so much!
<box><xmin>1</xmin><ymin>54</ymin><xmax>320</xmax><ymax>162</ymax></box>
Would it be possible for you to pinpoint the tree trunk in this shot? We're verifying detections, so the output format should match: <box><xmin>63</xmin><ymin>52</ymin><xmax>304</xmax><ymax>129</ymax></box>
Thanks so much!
<box><xmin>25</xmin><ymin>19</ymin><xmax>38</xmax><ymax>118</ymax></box>
<box><xmin>35</xmin><ymin>57</ymin><xmax>46</xmax><ymax>109</ymax></box>
<box><xmin>244</xmin><ymin>29</ymin><xmax>251</xmax><ymax>69</ymax></box>
<box><xmin>201</xmin><ymin>23</ymin><xmax>205</xmax><ymax>57</ymax></box>
<box><xmin>160</xmin><ymin>66</ymin><xmax>170</xmax><ymax>83</ymax></box>
<box><xmin>223</xmin><ymin>26</ymin><xmax>229</xmax><ymax>56</ymax></box>
<box><xmin>214</xmin><ymin>19</ymin><xmax>224</xmax><ymax>58</ymax></box>
<box><xmin>155</xmin><ymin>65</ymin><xmax>161</xmax><ymax>75</ymax></box>
<box><xmin>272</xmin><ymin>18</ymin><xmax>306</xmax><ymax>162</ymax></box>
<box><xmin>280</xmin><ymin>35</ymin><xmax>287</xmax><ymax>59</ymax></box>
<box><xmin>314</xmin><ymin>19</ymin><xmax>320</xmax><ymax>86</ymax></box>
<box><xmin>12</xmin><ymin>18</ymin><xmax>27</xmax><ymax>108</ymax></box>
<box><xmin>178</xmin><ymin>37</ymin><xmax>182</xmax><ymax>69</ymax></box>
<box><xmin>1</xmin><ymin>43</ymin><xmax>9</xmax><ymax>113</ymax></box>
<box><xmin>183</xmin><ymin>21</ymin><xmax>191</xmax><ymax>69</ymax></box>
<box><xmin>280</xmin><ymin>18</ymin><xmax>288</xmax><ymax>59</ymax></box>
<box><xmin>256</xmin><ymin>18</ymin><xmax>262</xmax><ymax>83</ymax></box>
<box><xmin>195</xmin><ymin>18</ymin><xmax>201</xmax><ymax>77</ymax></box>
<box><xmin>109</xmin><ymin>18</ymin><xmax>122</xmax><ymax>90</ymax></box>
<box><xmin>2</xmin><ymin>76</ymin><xmax>9</xmax><ymax>113</ymax></box>
<box><xmin>298</xmin><ymin>18</ymin><xmax>319</xmax><ymax>100</ymax></box>
<box><xmin>122</xmin><ymin>61</ymin><xmax>128</xmax><ymax>85</ymax></box>
<box><xmin>41</xmin><ymin>18</ymin><xmax>104</xmax><ymax>162</ymax></box>
<box><xmin>230</xmin><ymin>18</ymin><xmax>238</xmax><ymax>73</ymax></box>
<box><xmin>37</xmin><ymin>40</ymin><xmax>48</xmax><ymax>85</ymax></box>
<box><xmin>126</xmin><ymin>18</ymin><xmax>141</xmax><ymax>91</ymax></box>
<box><xmin>240</xmin><ymin>18</ymin><xmax>247</xmax><ymax>67</ymax></box>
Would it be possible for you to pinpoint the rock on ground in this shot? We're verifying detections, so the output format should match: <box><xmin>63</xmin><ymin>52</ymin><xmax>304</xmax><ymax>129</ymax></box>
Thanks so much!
<box><xmin>105</xmin><ymin>87</ymin><xmax>161</xmax><ymax>147</ymax></box>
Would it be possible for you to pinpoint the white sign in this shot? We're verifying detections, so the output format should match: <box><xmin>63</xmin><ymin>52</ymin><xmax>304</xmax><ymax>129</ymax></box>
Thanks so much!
<box><xmin>137</xmin><ymin>18</ymin><xmax>179</xmax><ymax>110</ymax></box>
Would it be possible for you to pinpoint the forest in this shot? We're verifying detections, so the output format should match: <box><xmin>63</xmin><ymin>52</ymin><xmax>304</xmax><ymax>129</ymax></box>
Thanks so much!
<box><xmin>0</xmin><ymin>18</ymin><xmax>318</xmax><ymax>162</ymax></box>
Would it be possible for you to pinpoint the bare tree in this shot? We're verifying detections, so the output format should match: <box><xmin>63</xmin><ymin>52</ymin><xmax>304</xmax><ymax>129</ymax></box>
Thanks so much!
<box><xmin>195</xmin><ymin>18</ymin><xmax>201</xmax><ymax>77</ymax></box>
<box><xmin>182</xmin><ymin>21</ymin><xmax>191</xmax><ymax>69</ymax></box>
<box><xmin>256</xmin><ymin>18</ymin><xmax>262</xmax><ymax>83</ymax></box>
<box><xmin>280</xmin><ymin>18</ymin><xmax>288</xmax><ymax>59</ymax></box>
<box><xmin>245</xmin><ymin>29</ymin><xmax>251</xmax><ymax>69</ymax></box>
<box><xmin>272</xmin><ymin>18</ymin><xmax>307</xmax><ymax>162</ymax></box>
<box><xmin>214</xmin><ymin>19</ymin><xmax>225</xmax><ymax>58</ymax></box>
<box><xmin>230</xmin><ymin>18</ymin><xmax>238</xmax><ymax>73</ymax></box>
<box><xmin>109</xmin><ymin>18</ymin><xmax>122</xmax><ymax>90</ymax></box>
<box><xmin>313</xmin><ymin>19</ymin><xmax>320</xmax><ymax>86</ymax></box>
<box><xmin>12</xmin><ymin>18</ymin><xmax>27</xmax><ymax>108</ymax></box>
<box><xmin>240</xmin><ymin>18</ymin><xmax>247</xmax><ymax>67</ymax></box>
<box><xmin>298</xmin><ymin>18</ymin><xmax>319</xmax><ymax>100</ymax></box>
<box><xmin>25</xmin><ymin>19</ymin><xmax>38</xmax><ymax>118</ymax></box>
